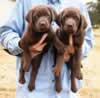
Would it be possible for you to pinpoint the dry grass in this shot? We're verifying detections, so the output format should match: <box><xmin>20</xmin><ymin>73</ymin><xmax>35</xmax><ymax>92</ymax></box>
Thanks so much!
<box><xmin>0</xmin><ymin>48</ymin><xmax>16</xmax><ymax>98</ymax></box>
<box><xmin>77</xmin><ymin>30</ymin><xmax>100</xmax><ymax>98</ymax></box>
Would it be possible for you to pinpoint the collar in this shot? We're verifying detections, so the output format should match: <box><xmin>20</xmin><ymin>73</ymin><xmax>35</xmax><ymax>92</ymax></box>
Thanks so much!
<box><xmin>48</xmin><ymin>0</ymin><xmax>60</xmax><ymax>4</ymax></box>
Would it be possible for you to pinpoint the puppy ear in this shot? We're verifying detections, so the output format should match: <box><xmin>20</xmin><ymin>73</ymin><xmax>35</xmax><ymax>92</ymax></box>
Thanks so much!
<box><xmin>48</xmin><ymin>7</ymin><xmax>57</xmax><ymax>21</ymax></box>
<box><xmin>25</xmin><ymin>9</ymin><xmax>33</xmax><ymax>23</ymax></box>
<box><xmin>56</xmin><ymin>10</ymin><xmax>65</xmax><ymax>26</ymax></box>
<box><xmin>56</xmin><ymin>13</ymin><xmax>62</xmax><ymax>26</ymax></box>
<box><xmin>78</xmin><ymin>15</ymin><xmax>87</xmax><ymax>34</ymax></box>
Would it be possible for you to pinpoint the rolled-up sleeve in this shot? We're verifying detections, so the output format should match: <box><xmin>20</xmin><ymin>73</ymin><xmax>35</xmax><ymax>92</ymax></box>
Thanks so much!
<box><xmin>80</xmin><ymin>2</ymin><xmax>94</xmax><ymax>58</ymax></box>
<box><xmin>0</xmin><ymin>0</ymin><xmax>24</xmax><ymax>55</ymax></box>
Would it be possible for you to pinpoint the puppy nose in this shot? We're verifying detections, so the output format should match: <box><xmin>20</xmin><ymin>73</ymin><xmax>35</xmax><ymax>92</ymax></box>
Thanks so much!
<box><xmin>40</xmin><ymin>21</ymin><xmax>46</xmax><ymax>26</ymax></box>
<box><xmin>65</xmin><ymin>19</ymin><xmax>74</xmax><ymax>28</ymax></box>
<box><xmin>67</xmin><ymin>23</ymin><xmax>73</xmax><ymax>28</ymax></box>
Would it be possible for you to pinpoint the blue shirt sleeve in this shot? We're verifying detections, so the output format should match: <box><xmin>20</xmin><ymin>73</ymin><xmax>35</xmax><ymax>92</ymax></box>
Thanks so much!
<box><xmin>0</xmin><ymin>0</ymin><xmax>24</xmax><ymax>55</ymax></box>
<box><xmin>80</xmin><ymin>1</ymin><xmax>94</xmax><ymax>58</ymax></box>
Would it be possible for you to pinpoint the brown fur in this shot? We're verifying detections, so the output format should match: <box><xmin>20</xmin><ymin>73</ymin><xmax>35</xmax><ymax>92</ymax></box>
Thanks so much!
<box><xmin>3</xmin><ymin>7</ymin><xmax>87</xmax><ymax>93</ymax></box>
<box><xmin>54</xmin><ymin>7</ymin><xmax>87</xmax><ymax>92</ymax></box>
<box><xmin>18</xmin><ymin>5</ymin><xmax>58</xmax><ymax>91</ymax></box>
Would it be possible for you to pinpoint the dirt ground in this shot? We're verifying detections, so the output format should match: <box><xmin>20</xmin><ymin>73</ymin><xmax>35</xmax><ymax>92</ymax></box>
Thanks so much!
<box><xmin>0</xmin><ymin>29</ymin><xmax>100</xmax><ymax>98</ymax></box>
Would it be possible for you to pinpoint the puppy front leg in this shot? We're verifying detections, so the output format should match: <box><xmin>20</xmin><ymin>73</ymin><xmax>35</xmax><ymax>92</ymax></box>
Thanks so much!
<box><xmin>53</xmin><ymin>36</ymin><xmax>65</xmax><ymax>54</ymax></box>
<box><xmin>54</xmin><ymin>54</ymin><xmax>64</xmax><ymax>92</ymax></box>
<box><xmin>19</xmin><ymin>51</ymin><xmax>31</xmax><ymax>84</ymax></box>
<box><xmin>28</xmin><ymin>63</ymin><xmax>37</xmax><ymax>91</ymax></box>
<box><xmin>22</xmin><ymin>51</ymin><xmax>32</xmax><ymax>72</ymax></box>
<box><xmin>71</xmin><ymin>70</ymin><xmax>78</xmax><ymax>92</ymax></box>
<box><xmin>73</xmin><ymin>48</ymin><xmax>83</xmax><ymax>80</ymax></box>
<box><xmin>67</xmin><ymin>56</ymin><xmax>77</xmax><ymax>92</ymax></box>
<box><xmin>19</xmin><ymin>36</ymin><xmax>32</xmax><ymax>71</ymax></box>
<box><xmin>19</xmin><ymin>63</ymin><xmax>25</xmax><ymax>84</ymax></box>
<box><xmin>55</xmin><ymin>75</ymin><xmax>62</xmax><ymax>93</ymax></box>
<box><xmin>28</xmin><ymin>54</ymin><xmax>43</xmax><ymax>91</ymax></box>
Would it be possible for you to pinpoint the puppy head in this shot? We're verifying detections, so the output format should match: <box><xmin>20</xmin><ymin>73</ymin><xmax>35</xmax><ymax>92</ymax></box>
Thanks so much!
<box><xmin>26</xmin><ymin>5</ymin><xmax>57</xmax><ymax>33</ymax></box>
<box><xmin>56</xmin><ymin>8</ymin><xmax>87</xmax><ymax>35</ymax></box>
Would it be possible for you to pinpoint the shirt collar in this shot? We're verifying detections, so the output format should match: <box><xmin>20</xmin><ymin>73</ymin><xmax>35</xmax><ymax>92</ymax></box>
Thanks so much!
<box><xmin>48</xmin><ymin>0</ymin><xmax>60</xmax><ymax>4</ymax></box>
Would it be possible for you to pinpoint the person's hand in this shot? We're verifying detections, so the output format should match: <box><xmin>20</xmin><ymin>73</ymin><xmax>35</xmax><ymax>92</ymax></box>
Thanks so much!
<box><xmin>29</xmin><ymin>34</ymin><xmax>48</xmax><ymax>57</ymax></box>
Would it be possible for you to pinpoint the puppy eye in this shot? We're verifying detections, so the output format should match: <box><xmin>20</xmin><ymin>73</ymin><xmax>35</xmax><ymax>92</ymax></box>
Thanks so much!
<box><xmin>35</xmin><ymin>15</ymin><xmax>39</xmax><ymax>19</ymax></box>
<box><xmin>46</xmin><ymin>15</ymin><xmax>50</xmax><ymax>18</ymax></box>
<box><xmin>74</xmin><ymin>16</ymin><xmax>79</xmax><ymax>21</ymax></box>
<box><xmin>46</xmin><ymin>15</ymin><xmax>51</xmax><ymax>20</ymax></box>
<box><xmin>65</xmin><ymin>15</ymin><xmax>69</xmax><ymax>18</ymax></box>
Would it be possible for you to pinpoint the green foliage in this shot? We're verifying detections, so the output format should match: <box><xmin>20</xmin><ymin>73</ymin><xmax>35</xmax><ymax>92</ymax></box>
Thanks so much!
<box><xmin>87</xmin><ymin>0</ymin><xmax>100</xmax><ymax>27</ymax></box>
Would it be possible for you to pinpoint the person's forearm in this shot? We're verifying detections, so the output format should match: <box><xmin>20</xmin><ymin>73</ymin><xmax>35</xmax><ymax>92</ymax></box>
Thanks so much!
<box><xmin>0</xmin><ymin>0</ymin><xmax>25</xmax><ymax>56</ymax></box>
<box><xmin>82</xmin><ymin>27</ymin><xmax>94</xmax><ymax>59</ymax></box>
<box><xmin>0</xmin><ymin>26</ymin><xmax>23</xmax><ymax>55</ymax></box>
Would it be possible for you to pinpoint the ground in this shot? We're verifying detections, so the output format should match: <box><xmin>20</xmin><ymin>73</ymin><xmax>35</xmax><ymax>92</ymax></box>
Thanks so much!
<box><xmin>0</xmin><ymin>0</ymin><xmax>100</xmax><ymax>98</ymax></box>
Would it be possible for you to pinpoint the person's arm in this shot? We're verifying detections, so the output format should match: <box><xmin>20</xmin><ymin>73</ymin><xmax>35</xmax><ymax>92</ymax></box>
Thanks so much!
<box><xmin>80</xmin><ymin>1</ymin><xmax>94</xmax><ymax>59</ymax></box>
<box><xmin>0</xmin><ymin>0</ymin><xmax>24</xmax><ymax>56</ymax></box>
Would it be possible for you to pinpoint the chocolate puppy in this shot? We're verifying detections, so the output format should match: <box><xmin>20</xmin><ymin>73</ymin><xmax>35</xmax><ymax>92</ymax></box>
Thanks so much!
<box><xmin>54</xmin><ymin>7</ymin><xmax>87</xmax><ymax>92</ymax></box>
<box><xmin>18</xmin><ymin>5</ymin><xmax>58</xmax><ymax>91</ymax></box>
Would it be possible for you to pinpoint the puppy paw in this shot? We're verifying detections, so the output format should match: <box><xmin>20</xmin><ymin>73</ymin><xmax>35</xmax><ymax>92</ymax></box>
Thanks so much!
<box><xmin>55</xmin><ymin>81</ymin><xmax>62</xmax><ymax>93</ymax></box>
<box><xmin>19</xmin><ymin>78</ymin><xmax>26</xmax><ymax>84</ymax></box>
<box><xmin>28</xmin><ymin>83</ymin><xmax>35</xmax><ymax>91</ymax></box>
<box><xmin>74</xmin><ymin>70</ymin><xmax>83</xmax><ymax>80</ymax></box>
<box><xmin>71</xmin><ymin>86</ymin><xmax>78</xmax><ymax>93</ymax></box>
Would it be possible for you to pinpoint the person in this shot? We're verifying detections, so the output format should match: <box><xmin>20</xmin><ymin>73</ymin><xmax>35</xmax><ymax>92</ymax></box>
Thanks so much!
<box><xmin>0</xmin><ymin>0</ymin><xmax>94</xmax><ymax>98</ymax></box>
